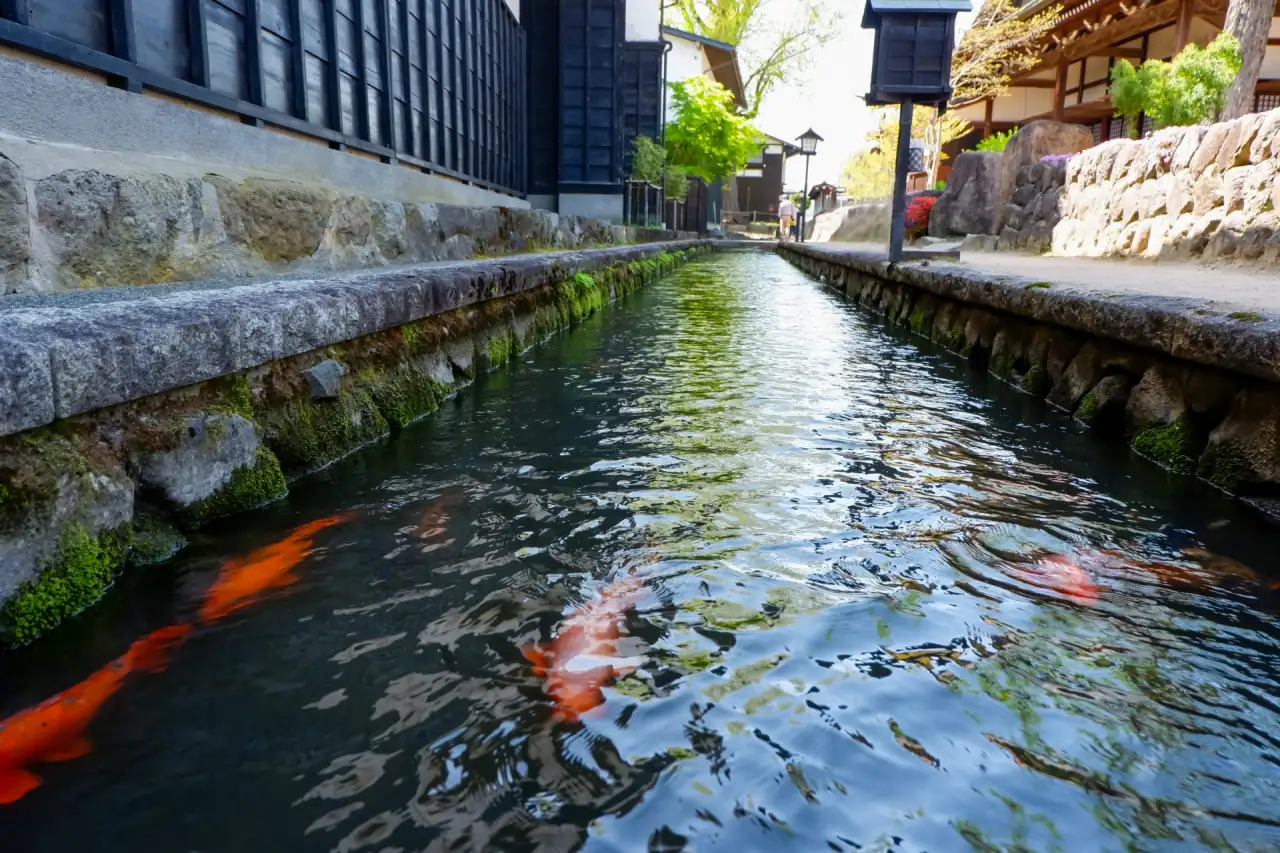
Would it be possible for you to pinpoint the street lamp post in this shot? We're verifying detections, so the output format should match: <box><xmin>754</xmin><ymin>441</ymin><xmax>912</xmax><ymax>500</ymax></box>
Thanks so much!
<box><xmin>796</xmin><ymin>128</ymin><xmax>823</xmax><ymax>243</ymax></box>
<box><xmin>860</xmin><ymin>0</ymin><xmax>969</xmax><ymax>262</ymax></box>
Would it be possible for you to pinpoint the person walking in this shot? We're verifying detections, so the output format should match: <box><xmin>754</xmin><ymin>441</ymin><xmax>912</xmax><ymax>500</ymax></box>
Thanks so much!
<box><xmin>778</xmin><ymin>197</ymin><xmax>795</xmax><ymax>242</ymax></box>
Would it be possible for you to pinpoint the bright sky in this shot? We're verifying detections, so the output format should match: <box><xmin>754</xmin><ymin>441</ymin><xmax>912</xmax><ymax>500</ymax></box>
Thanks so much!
<box><xmin>751</xmin><ymin>2</ymin><xmax>975</xmax><ymax>192</ymax></box>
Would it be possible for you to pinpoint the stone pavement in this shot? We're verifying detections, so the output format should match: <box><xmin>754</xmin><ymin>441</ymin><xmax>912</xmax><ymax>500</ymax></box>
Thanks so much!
<box><xmin>824</xmin><ymin>241</ymin><xmax>1280</xmax><ymax>317</ymax></box>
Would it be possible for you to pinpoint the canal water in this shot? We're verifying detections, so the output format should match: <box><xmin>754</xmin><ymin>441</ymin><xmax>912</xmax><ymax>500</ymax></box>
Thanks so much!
<box><xmin>4</xmin><ymin>251</ymin><xmax>1280</xmax><ymax>852</ymax></box>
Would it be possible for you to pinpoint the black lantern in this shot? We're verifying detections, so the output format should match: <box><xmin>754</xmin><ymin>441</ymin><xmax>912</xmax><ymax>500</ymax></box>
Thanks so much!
<box><xmin>861</xmin><ymin>0</ymin><xmax>970</xmax><ymax>107</ymax></box>
<box><xmin>798</xmin><ymin>128</ymin><xmax>823</xmax><ymax>156</ymax></box>
<box><xmin>795</xmin><ymin>129</ymin><xmax>823</xmax><ymax>243</ymax></box>
<box><xmin>860</xmin><ymin>0</ymin><xmax>970</xmax><ymax>261</ymax></box>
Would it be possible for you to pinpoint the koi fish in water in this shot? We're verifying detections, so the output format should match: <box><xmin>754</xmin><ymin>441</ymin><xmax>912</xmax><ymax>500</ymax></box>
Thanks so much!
<box><xmin>523</xmin><ymin>575</ymin><xmax>646</xmax><ymax>722</ymax></box>
<box><xmin>1004</xmin><ymin>553</ymin><xmax>1103</xmax><ymax>606</ymax></box>
<box><xmin>199</xmin><ymin>514</ymin><xmax>350</xmax><ymax>624</ymax></box>
<box><xmin>0</xmin><ymin>624</ymin><xmax>192</xmax><ymax>804</ymax></box>
<box><xmin>0</xmin><ymin>514</ymin><xmax>351</xmax><ymax>805</ymax></box>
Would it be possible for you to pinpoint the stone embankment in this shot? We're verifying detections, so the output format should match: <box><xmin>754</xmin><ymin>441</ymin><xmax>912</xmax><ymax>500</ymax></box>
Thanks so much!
<box><xmin>778</xmin><ymin>243</ymin><xmax>1280</xmax><ymax>520</ymax></box>
<box><xmin>998</xmin><ymin>159</ymin><xmax>1068</xmax><ymax>253</ymax></box>
<box><xmin>1051</xmin><ymin>110</ymin><xmax>1280</xmax><ymax>263</ymax></box>
<box><xmin>0</xmin><ymin>151</ymin><xmax>689</xmax><ymax>295</ymax></box>
<box><xmin>0</xmin><ymin>241</ymin><xmax>712</xmax><ymax>645</ymax></box>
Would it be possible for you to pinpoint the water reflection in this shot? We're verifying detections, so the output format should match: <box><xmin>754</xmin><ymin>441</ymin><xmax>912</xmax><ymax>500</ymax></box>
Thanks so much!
<box><xmin>4</xmin><ymin>252</ymin><xmax>1280</xmax><ymax>852</ymax></box>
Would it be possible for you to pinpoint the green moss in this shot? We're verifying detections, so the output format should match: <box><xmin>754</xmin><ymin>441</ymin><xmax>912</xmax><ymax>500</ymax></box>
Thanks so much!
<box><xmin>1025</xmin><ymin>281</ymin><xmax>1053</xmax><ymax>290</ymax></box>
<box><xmin>208</xmin><ymin>374</ymin><xmax>254</xmax><ymax>419</ymax></box>
<box><xmin>261</xmin><ymin>388</ymin><xmax>389</xmax><ymax>475</ymax></box>
<box><xmin>1197</xmin><ymin>439</ymin><xmax>1252</xmax><ymax>492</ymax></box>
<box><xmin>129</xmin><ymin>513</ymin><xmax>187</xmax><ymax>565</ymax></box>
<box><xmin>401</xmin><ymin>324</ymin><xmax>421</xmax><ymax>351</ymax></box>
<box><xmin>1</xmin><ymin>523</ymin><xmax>131</xmax><ymax>646</ymax></box>
<box><xmin>175</xmin><ymin>447</ymin><xmax>288</xmax><ymax>529</ymax></box>
<box><xmin>1227</xmin><ymin>311</ymin><xmax>1265</xmax><ymax>323</ymax></box>
<box><xmin>573</xmin><ymin>271</ymin><xmax>596</xmax><ymax>290</ymax></box>
<box><xmin>1020</xmin><ymin>364</ymin><xmax>1049</xmax><ymax>396</ymax></box>
<box><xmin>989</xmin><ymin>352</ymin><xmax>1015</xmax><ymax>380</ymax></box>
<box><xmin>361</xmin><ymin>364</ymin><xmax>445</xmax><ymax>429</ymax></box>
<box><xmin>486</xmin><ymin>326</ymin><xmax>516</xmax><ymax>368</ymax></box>
<box><xmin>1131</xmin><ymin>419</ymin><xmax>1203</xmax><ymax>474</ymax></box>
<box><xmin>908</xmin><ymin>310</ymin><xmax>928</xmax><ymax>334</ymax></box>
<box><xmin>1076</xmin><ymin>389</ymin><xmax>1100</xmax><ymax>422</ymax></box>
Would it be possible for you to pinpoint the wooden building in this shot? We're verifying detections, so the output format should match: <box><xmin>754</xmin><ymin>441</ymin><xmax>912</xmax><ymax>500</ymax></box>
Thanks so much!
<box><xmin>953</xmin><ymin>0</ymin><xmax>1280</xmax><ymax>146</ymax></box>
<box><xmin>728</xmin><ymin>132</ymin><xmax>800</xmax><ymax>223</ymax></box>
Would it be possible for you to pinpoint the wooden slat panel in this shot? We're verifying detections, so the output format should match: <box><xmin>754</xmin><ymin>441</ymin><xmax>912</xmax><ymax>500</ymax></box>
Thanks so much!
<box><xmin>136</xmin><ymin>0</ymin><xmax>190</xmax><ymax>79</ymax></box>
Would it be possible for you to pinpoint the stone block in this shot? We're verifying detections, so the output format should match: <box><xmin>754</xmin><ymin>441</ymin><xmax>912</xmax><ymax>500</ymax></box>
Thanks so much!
<box><xmin>1199</xmin><ymin>386</ymin><xmax>1280</xmax><ymax>492</ymax></box>
<box><xmin>0</xmin><ymin>330</ymin><xmax>54</xmax><ymax>434</ymax></box>
<box><xmin>302</xmin><ymin>359</ymin><xmax>346</xmax><ymax>399</ymax></box>
<box><xmin>1165</xmin><ymin>174</ymin><xmax>1193</xmax><ymax>216</ymax></box>
<box><xmin>1171</xmin><ymin>126</ymin><xmax>1208</xmax><ymax>172</ymax></box>
<box><xmin>1216</xmin><ymin>113</ymin><xmax>1263</xmax><ymax>172</ymax></box>
<box><xmin>208</xmin><ymin>175</ymin><xmax>334</xmax><ymax>263</ymax></box>
<box><xmin>1222</xmin><ymin>166</ymin><xmax>1251</xmax><ymax>213</ymax></box>
<box><xmin>1192</xmin><ymin>173</ymin><xmax>1224</xmax><ymax>216</ymax></box>
<box><xmin>1191</xmin><ymin>122</ymin><xmax>1231</xmax><ymax>177</ymax></box>
<box><xmin>1012</xmin><ymin>183</ymin><xmax>1038</xmax><ymax>207</ymax></box>
<box><xmin>1249</xmin><ymin>110</ymin><xmax>1280</xmax><ymax>164</ymax></box>
<box><xmin>1075</xmin><ymin>374</ymin><xmax>1135</xmax><ymax>428</ymax></box>
<box><xmin>0</xmin><ymin>153</ymin><xmax>30</xmax><ymax>293</ymax></box>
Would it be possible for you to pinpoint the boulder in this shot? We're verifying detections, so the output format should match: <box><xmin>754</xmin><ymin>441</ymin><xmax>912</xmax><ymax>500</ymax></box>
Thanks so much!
<box><xmin>995</xmin><ymin>121</ymin><xmax>1094</xmax><ymax>232</ymax></box>
<box><xmin>208</xmin><ymin>175</ymin><xmax>334</xmax><ymax>263</ymax></box>
<box><xmin>1075</xmin><ymin>374</ymin><xmax>1135</xmax><ymax>428</ymax></box>
<box><xmin>1249</xmin><ymin>110</ymin><xmax>1280</xmax><ymax>163</ymax></box>
<box><xmin>929</xmin><ymin>151</ymin><xmax>1001</xmax><ymax>237</ymax></box>
<box><xmin>1190</xmin><ymin>122</ymin><xmax>1231</xmax><ymax>177</ymax></box>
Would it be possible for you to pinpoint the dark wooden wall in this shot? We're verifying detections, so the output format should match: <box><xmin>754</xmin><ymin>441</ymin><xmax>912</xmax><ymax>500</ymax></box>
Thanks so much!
<box><xmin>0</xmin><ymin>0</ymin><xmax>526</xmax><ymax>196</ymax></box>
<box><xmin>557</xmin><ymin>0</ymin><xmax>622</xmax><ymax>193</ymax></box>
<box><xmin>520</xmin><ymin>0</ymin><xmax>558</xmax><ymax>198</ymax></box>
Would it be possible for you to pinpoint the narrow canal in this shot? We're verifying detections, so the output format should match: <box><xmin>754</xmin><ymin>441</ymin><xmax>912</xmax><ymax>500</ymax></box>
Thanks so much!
<box><xmin>4</xmin><ymin>251</ymin><xmax>1280</xmax><ymax>852</ymax></box>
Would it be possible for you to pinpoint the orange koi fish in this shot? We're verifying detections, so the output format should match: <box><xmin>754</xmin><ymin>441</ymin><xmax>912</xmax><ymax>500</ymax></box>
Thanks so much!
<box><xmin>199</xmin><ymin>514</ymin><xmax>349</xmax><ymax>623</ymax></box>
<box><xmin>1005</xmin><ymin>554</ymin><xmax>1102</xmax><ymax>606</ymax></box>
<box><xmin>0</xmin><ymin>624</ymin><xmax>192</xmax><ymax>804</ymax></box>
<box><xmin>523</xmin><ymin>575</ymin><xmax>646</xmax><ymax>722</ymax></box>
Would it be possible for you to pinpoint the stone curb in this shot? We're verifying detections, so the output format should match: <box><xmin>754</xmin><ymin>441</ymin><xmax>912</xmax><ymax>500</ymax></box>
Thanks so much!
<box><xmin>1</xmin><ymin>240</ymin><xmax>710</xmax><ymax>436</ymax></box>
<box><xmin>779</xmin><ymin>244</ymin><xmax>1280</xmax><ymax>386</ymax></box>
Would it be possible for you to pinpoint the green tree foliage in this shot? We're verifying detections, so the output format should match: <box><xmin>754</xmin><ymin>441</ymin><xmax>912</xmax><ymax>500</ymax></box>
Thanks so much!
<box><xmin>841</xmin><ymin>146</ymin><xmax>895</xmax><ymax>201</ymax></box>
<box><xmin>675</xmin><ymin>0</ymin><xmax>839</xmax><ymax>115</ymax></box>
<box><xmin>1108</xmin><ymin>33</ymin><xmax>1242</xmax><ymax>135</ymax></box>
<box><xmin>951</xmin><ymin>0</ymin><xmax>1060</xmax><ymax>104</ymax></box>
<box><xmin>974</xmin><ymin>128</ymin><xmax>1016</xmax><ymax>153</ymax></box>
<box><xmin>665</xmin><ymin>77</ymin><xmax>762</xmax><ymax>181</ymax></box>
<box><xmin>665</xmin><ymin>166</ymin><xmax>689</xmax><ymax>202</ymax></box>
<box><xmin>629</xmin><ymin>136</ymin><xmax>667</xmax><ymax>184</ymax></box>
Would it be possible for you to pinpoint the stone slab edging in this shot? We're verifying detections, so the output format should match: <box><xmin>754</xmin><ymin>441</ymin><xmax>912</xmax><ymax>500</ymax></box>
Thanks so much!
<box><xmin>779</xmin><ymin>244</ymin><xmax>1280</xmax><ymax>386</ymax></box>
<box><xmin>1</xmin><ymin>240</ymin><xmax>710</xmax><ymax>437</ymax></box>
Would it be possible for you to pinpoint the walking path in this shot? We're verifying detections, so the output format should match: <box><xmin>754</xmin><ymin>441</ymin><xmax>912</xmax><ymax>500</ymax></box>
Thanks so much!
<box><xmin>822</xmin><ymin>242</ymin><xmax>1280</xmax><ymax>317</ymax></box>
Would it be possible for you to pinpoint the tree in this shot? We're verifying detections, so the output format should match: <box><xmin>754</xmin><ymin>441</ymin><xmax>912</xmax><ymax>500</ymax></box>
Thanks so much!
<box><xmin>950</xmin><ymin>0</ymin><xmax>1060</xmax><ymax>105</ymax></box>
<box><xmin>628</xmin><ymin>136</ymin><xmax>666</xmax><ymax>184</ymax></box>
<box><xmin>867</xmin><ymin>105</ymin><xmax>970</xmax><ymax>188</ymax></box>
<box><xmin>665</xmin><ymin>76</ymin><xmax>762</xmax><ymax>181</ymax></box>
<box><xmin>841</xmin><ymin>146</ymin><xmax>895</xmax><ymax>201</ymax></box>
<box><xmin>1109</xmin><ymin>34</ymin><xmax>1241</xmax><ymax>134</ymax></box>
<box><xmin>675</xmin><ymin>0</ymin><xmax>839</xmax><ymax>115</ymax></box>
<box><xmin>1221</xmin><ymin>0</ymin><xmax>1272</xmax><ymax>120</ymax></box>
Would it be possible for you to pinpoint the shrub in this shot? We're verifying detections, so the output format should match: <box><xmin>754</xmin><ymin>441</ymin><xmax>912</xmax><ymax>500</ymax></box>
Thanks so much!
<box><xmin>933</xmin><ymin>180</ymin><xmax>946</xmax><ymax>192</ymax></box>
<box><xmin>629</xmin><ymin>136</ymin><xmax>666</xmax><ymax>184</ymax></box>
<box><xmin>664</xmin><ymin>165</ymin><xmax>688</xmax><ymax>202</ymax></box>
<box><xmin>905</xmin><ymin>195</ymin><xmax>937</xmax><ymax>240</ymax></box>
<box><xmin>974</xmin><ymin>129</ymin><xmax>1016</xmax><ymax>153</ymax></box>
<box><xmin>1109</xmin><ymin>33</ymin><xmax>1241</xmax><ymax>134</ymax></box>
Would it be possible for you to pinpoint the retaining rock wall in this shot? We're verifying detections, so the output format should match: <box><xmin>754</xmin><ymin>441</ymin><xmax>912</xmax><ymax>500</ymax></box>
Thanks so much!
<box><xmin>0</xmin><ymin>150</ymin><xmax>690</xmax><ymax>295</ymax></box>
<box><xmin>0</xmin><ymin>242</ymin><xmax>712</xmax><ymax>645</ymax></box>
<box><xmin>779</xmin><ymin>243</ymin><xmax>1280</xmax><ymax>522</ymax></box>
<box><xmin>1051</xmin><ymin>109</ymin><xmax>1280</xmax><ymax>263</ymax></box>
<box><xmin>998</xmin><ymin>160</ymin><xmax>1068</xmax><ymax>253</ymax></box>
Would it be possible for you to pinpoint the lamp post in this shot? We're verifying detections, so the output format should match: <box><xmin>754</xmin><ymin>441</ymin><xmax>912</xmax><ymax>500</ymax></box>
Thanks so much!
<box><xmin>860</xmin><ymin>0</ymin><xmax>969</xmax><ymax>261</ymax></box>
<box><xmin>796</xmin><ymin>128</ymin><xmax>822</xmax><ymax>243</ymax></box>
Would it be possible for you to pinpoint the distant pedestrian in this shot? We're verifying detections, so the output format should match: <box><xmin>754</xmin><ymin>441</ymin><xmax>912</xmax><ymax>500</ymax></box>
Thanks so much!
<box><xmin>778</xmin><ymin>198</ymin><xmax>796</xmax><ymax>242</ymax></box>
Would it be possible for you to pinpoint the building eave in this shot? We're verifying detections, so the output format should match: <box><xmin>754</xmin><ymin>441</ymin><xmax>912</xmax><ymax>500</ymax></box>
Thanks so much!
<box><xmin>662</xmin><ymin>25</ymin><xmax>749</xmax><ymax>109</ymax></box>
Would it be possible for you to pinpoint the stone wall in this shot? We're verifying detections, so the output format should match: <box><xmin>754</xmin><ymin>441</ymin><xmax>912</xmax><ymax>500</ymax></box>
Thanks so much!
<box><xmin>808</xmin><ymin>202</ymin><xmax>891</xmax><ymax>243</ymax></box>
<box><xmin>997</xmin><ymin>159</ymin><xmax>1068</xmax><ymax>252</ymax></box>
<box><xmin>1051</xmin><ymin>109</ymin><xmax>1280</xmax><ymax>263</ymax></box>
<box><xmin>0</xmin><ymin>148</ymin><xmax>691</xmax><ymax>295</ymax></box>
<box><xmin>0</xmin><ymin>242</ymin><xmax>712</xmax><ymax>645</ymax></box>
<box><xmin>931</xmin><ymin>121</ymin><xmax>1093</xmax><ymax>239</ymax></box>
<box><xmin>779</xmin><ymin>243</ymin><xmax>1280</xmax><ymax>524</ymax></box>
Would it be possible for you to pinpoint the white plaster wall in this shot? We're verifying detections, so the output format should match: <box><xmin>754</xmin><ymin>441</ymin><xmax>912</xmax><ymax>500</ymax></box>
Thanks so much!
<box><xmin>990</xmin><ymin>88</ymin><xmax>1053</xmax><ymax>122</ymax></box>
<box><xmin>625</xmin><ymin>0</ymin><xmax>660</xmax><ymax>41</ymax></box>
<box><xmin>1264</xmin><ymin>18</ymin><xmax>1280</xmax><ymax>78</ymax></box>
<box><xmin>665</xmin><ymin>37</ymin><xmax>708</xmax><ymax>118</ymax></box>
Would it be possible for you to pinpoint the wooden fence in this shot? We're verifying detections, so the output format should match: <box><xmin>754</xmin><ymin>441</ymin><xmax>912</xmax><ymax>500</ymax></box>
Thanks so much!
<box><xmin>0</xmin><ymin>0</ymin><xmax>527</xmax><ymax>197</ymax></box>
